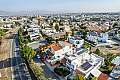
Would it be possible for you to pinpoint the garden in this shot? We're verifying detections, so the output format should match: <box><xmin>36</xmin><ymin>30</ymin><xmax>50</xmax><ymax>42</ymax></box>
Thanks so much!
<box><xmin>54</xmin><ymin>66</ymin><xmax>70</xmax><ymax>77</ymax></box>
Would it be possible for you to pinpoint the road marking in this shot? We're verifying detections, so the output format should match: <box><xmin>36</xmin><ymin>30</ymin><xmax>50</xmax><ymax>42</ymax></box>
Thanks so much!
<box><xmin>10</xmin><ymin>39</ymin><xmax>14</xmax><ymax>80</ymax></box>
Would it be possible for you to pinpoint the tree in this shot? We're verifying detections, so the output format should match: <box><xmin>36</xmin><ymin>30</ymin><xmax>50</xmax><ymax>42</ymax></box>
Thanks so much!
<box><xmin>30</xmin><ymin>62</ymin><xmax>48</xmax><ymax>80</ymax></box>
<box><xmin>21</xmin><ymin>45</ymin><xmax>36</xmax><ymax>61</ymax></box>
<box><xmin>71</xmin><ymin>29</ymin><xmax>75</xmax><ymax>36</ymax></box>
<box><xmin>104</xmin><ymin>53</ymin><xmax>116</xmax><ymax>66</ymax></box>
<box><xmin>55</xmin><ymin>23</ymin><xmax>59</xmax><ymax>31</ymax></box>
<box><xmin>0</xmin><ymin>29</ymin><xmax>4</xmax><ymax>36</ymax></box>
<box><xmin>46</xmin><ymin>37</ymin><xmax>54</xmax><ymax>44</ymax></box>
<box><xmin>14</xmin><ymin>21</ymin><xmax>21</xmax><ymax>26</ymax></box>
<box><xmin>24</xmin><ymin>39</ymin><xmax>29</xmax><ymax>44</ymax></box>
<box><xmin>50</xmin><ymin>22</ymin><xmax>53</xmax><ymax>27</ymax></box>
<box><xmin>64</xmin><ymin>32</ymin><xmax>68</xmax><ymax>40</ymax></box>
<box><xmin>100</xmin><ymin>53</ymin><xmax>115</xmax><ymax>74</ymax></box>
<box><xmin>59</xmin><ymin>20</ymin><xmax>64</xmax><ymax>26</ymax></box>
<box><xmin>95</xmin><ymin>48</ymin><xmax>100</xmax><ymax>55</ymax></box>
<box><xmin>18</xmin><ymin>29</ymin><xmax>24</xmax><ymax>47</ymax></box>
<box><xmin>82</xmin><ymin>31</ymin><xmax>87</xmax><ymax>39</ymax></box>
<box><xmin>83</xmin><ymin>42</ymin><xmax>91</xmax><ymax>49</ymax></box>
<box><xmin>112</xmin><ymin>22</ymin><xmax>118</xmax><ymax>28</ymax></box>
<box><xmin>55</xmin><ymin>39</ymin><xmax>59</xmax><ymax>43</ymax></box>
<box><xmin>106</xmin><ymin>53</ymin><xmax>116</xmax><ymax>61</ymax></box>
<box><xmin>73</xmin><ymin>74</ymin><xmax>85</xmax><ymax>80</ymax></box>
<box><xmin>91</xmin><ymin>77</ymin><xmax>97</xmax><ymax>80</ymax></box>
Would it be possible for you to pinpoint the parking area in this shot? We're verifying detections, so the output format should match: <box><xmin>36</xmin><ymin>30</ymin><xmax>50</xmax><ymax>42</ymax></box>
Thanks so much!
<box><xmin>28</xmin><ymin>39</ymin><xmax>47</xmax><ymax>49</ymax></box>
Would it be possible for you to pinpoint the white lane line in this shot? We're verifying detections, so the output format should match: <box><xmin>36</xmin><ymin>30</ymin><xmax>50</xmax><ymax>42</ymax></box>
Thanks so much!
<box><xmin>10</xmin><ymin>39</ymin><xmax>14</xmax><ymax>80</ymax></box>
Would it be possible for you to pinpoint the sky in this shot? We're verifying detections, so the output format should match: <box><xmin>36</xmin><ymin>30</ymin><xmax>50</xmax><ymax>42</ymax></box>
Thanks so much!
<box><xmin>0</xmin><ymin>0</ymin><xmax>120</xmax><ymax>12</ymax></box>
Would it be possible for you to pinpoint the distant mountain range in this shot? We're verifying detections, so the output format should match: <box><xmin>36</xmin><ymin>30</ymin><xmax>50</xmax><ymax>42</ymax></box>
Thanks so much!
<box><xmin>0</xmin><ymin>10</ymin><xmax>120</xmax><ymax>16</ymax></box>
<box><xmin>0</xmin><ymin>10</ymin><xmax>56</xmax><ymax>16</ymax></box>
<box><xmin>0</xmin><ymin>10</ymin><xmax>75</xmax><ymax>16</ymax></box>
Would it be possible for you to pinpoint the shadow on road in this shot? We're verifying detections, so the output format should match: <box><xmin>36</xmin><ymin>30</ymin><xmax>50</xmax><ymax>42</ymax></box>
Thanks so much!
<box><xmin>0</xmin><ymin>57</ymin><xmax>23</xmax><ymax>69</ymax></box>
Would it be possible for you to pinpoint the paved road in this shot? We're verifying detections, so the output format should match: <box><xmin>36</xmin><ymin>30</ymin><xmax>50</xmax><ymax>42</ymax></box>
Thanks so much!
<box><xmin>10</xmin><ymin>33</ymin><xmax>32</xmax><ymax>80</ymax></box>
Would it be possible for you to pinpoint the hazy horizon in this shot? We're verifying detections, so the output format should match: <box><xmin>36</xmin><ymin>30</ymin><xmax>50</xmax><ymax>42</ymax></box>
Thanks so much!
<box><xmin>0</xmin><ymin>0</ymin><xmax>120</xmax><ymax>13</ymax></box>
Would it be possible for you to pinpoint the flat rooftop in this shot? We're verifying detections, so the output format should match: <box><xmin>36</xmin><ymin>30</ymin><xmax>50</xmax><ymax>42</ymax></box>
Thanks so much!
<box><xmin>76</xmin><ymin>53</ymin><xmax>103</xmax><ymax>74</ymax></box>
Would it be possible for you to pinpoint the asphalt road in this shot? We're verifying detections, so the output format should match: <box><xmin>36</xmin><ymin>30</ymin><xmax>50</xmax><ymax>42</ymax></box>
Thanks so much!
<box><xmin>11</xmin><ymin>33</ymin><xmax>32</xmax><ymax>80</ymax></box>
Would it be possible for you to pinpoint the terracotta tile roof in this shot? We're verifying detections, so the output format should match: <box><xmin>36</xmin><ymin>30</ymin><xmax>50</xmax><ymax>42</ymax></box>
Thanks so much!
<box><xmin>48</xmin><ymin>43</ymin><xmax>62</xmax><ymax>51</ymax></box>
<box><xmin>98</xmin><ymin>73</ymin><xmax>109</xmax><ymax>80</ymax></box>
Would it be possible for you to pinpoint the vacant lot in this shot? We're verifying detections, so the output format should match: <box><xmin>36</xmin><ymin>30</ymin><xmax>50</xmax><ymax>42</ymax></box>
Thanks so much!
<box><xmin>91</xmin><ymin>43</ymin><xmax>120</xmax><ymax>55</ymax></box>
<box><xmin>0</xmin><ymin>27</ymin><xmax>19</xmax><ymax>80</ymax></box>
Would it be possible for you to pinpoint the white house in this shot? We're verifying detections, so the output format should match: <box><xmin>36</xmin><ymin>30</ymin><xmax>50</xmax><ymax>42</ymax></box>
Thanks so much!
<box><xmin>27</xmin><ymin>24</ymin><xmax>41</xmax><ymax>41</ymax></box>
<box><xmin>86</xmin><ymin>32</ymin><xmax>109</xmax><ymax>43</ymax></box>
<box><xmin>86</xmin><ymin>32</ymin><xmax>98</xmax><ymax>43</ymax></box>
<box><xmin>29</xmin><ymin>32</ymin><xmax>40</xmax><ymax>41</ymax></box>
<box><xmin>65</xmin><ymin>49</ymin><xmax>104</xmax><ymax>78</ymax></box>
<box><xmin>47</xmin><ymin>41</ymin><xmax>73</xmax><ymax>64</ymax></box>
<box><xmin>98</xmin><ymin>33</ymin><xmax>108</xmax><ymax>43</ymax></box>
<box><xmin>42</xmin><ymin>28</ymin><xmax>56</xmax><ymax>35</ymax></box>
<box><xmin>59</xmin><ymin>41</ymin><xmax>73</xmax><ymax>55</ymax></box>
<box><xmin>68</xmin><ymin>36</ymin><xmax>84</xmax><ymax>48</ymax></box>
<box><xmin>111</xmin><ymin>56</ymin><xmax>120</xmax><ymax>66</ymax></box>
<box><xmin>3</xmin><ymin>23</ymin><xmax>13</xmax><ymax>29</ymax></box>
<box><xmin>110</xmin><ymin>56</ymin><xmax>120</xmax><ymax>79</ymax></box>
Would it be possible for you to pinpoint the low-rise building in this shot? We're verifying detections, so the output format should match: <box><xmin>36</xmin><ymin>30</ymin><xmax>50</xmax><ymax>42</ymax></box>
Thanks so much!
<box><xmin>86</xmin><ymin>32</ymin><xmax>98</xmax><ymax>43</ymax></box>
<box><xmin>65</xmin><ymin>49</ymin><xmax>104</xmax><ymax>78</ymax></box>
<box><xmin>98</xmin><ymin>33</ymin><xmax>108</xmax><ymax>43</ymax></box>
<box><xmin>26</xmin><ymin>24</ymin><xmax>41</xmax><ymax>41</ymax></box>
<box><xmin>46</xmin><ymin>41</ymin><xmax>73</xmax><ymax>65</ymax></box>
<box><xmin>68</xmin><ymin>36</ymin><xmax>84</xmax><ymax>48</ymax></box>
<box><xmin>86</xmin><ymin>32</ymin><xmax>108</xmax><ymax>43</ymax></box>
<box><xmin>109</xmin><ymin>56</ymin><xmax>120</xmax><ymax>79</ymax></box>
<box><xmin>42</xmin><ymin>28</ymin><xmax>66</xmax><ymax>39</ymax></box>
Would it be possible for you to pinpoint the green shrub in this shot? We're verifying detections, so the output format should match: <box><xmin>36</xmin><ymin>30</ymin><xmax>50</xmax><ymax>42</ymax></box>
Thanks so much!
<box><xmin>54</xmin><ymin>67</ymin><xmax>70</xmax><ymax>77</ymax></box>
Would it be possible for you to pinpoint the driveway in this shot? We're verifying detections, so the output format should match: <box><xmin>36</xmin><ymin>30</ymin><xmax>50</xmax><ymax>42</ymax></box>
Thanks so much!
<box><xmin>33</xmin><ymin>57</ymin><xmax>59</xmax><ymax>80</ymax></box>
